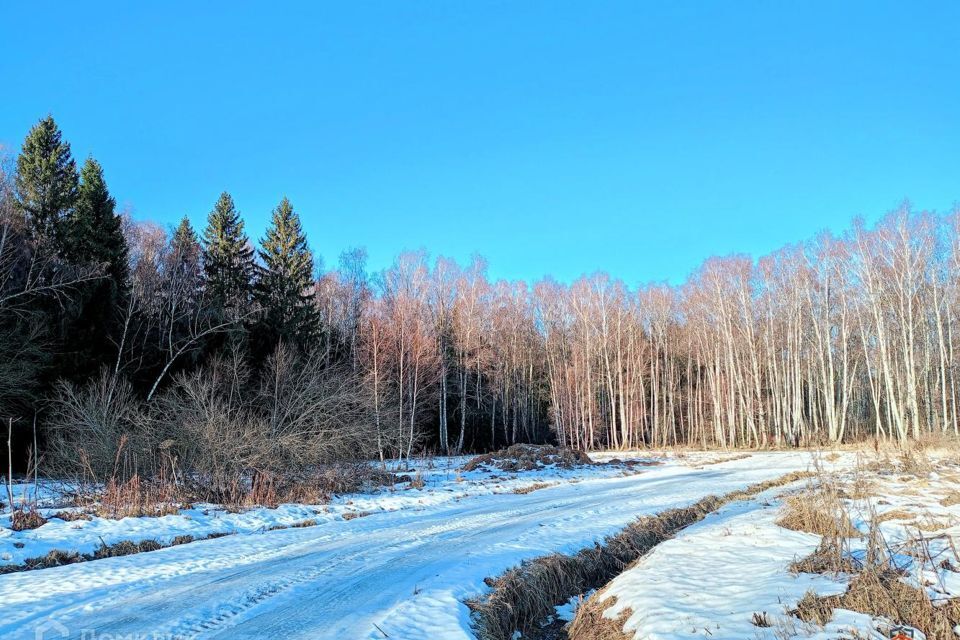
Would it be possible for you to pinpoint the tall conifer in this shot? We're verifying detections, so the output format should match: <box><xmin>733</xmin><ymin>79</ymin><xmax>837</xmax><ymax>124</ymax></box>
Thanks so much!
<box><xmin>255</xmin><ymin>197</ymin><xmax>318</xmax><ymax>349</ymax></box>
<box><xmin>15</xmin><ymin>116</ymin><xmax>78</xmax><ymax>250</ymax></box>
<box><xmin>201</xmin><ymin>192</ymin><xmax>254</xmax><ymax>320</ymax></box>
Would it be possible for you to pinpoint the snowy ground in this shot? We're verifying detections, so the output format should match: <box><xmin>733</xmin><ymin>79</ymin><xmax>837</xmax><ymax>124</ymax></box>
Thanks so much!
<box><xmin>0</xmin><ymin>452</ymin><xmax>820</xmax><ymax>640</ymax></box>
<box><xmin>574</xmin><ymin>452</ymin><xmax>960</xmax><ymax>640</ymax></box>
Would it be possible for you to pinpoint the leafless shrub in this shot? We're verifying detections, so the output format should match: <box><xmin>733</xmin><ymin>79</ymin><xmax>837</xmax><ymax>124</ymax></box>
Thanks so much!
<box><xmin>42</xmin><ymin>346</ymin><xmax>395</xmax><ymax>510</ymax></box>
<box><xmin>45</xmin><ymin>371</ymin><xmax>155</xmax><ymax>482</ymax></box>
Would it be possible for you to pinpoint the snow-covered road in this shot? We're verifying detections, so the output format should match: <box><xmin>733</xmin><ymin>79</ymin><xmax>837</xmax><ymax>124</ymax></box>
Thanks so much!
<box><xmin>1</xmin><ymin>453</ymin><xmax>819</xmax><ymax>640</ymax></box>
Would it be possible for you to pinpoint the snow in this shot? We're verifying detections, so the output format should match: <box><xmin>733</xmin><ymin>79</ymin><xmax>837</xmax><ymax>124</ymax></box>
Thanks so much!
<box><xmin>0</xmin><ymin>451</ymin><xmax>822</xmax><ymax>639</ymax></box>
<box><xmin>594</xmin><ymin>484</ymin><xmax>848</xmax><ymax>639</ymax></box>
<box><xmin>584</xmin><ymin>453</ymin><xmax>960</xmax><ymax>640</ymax></box>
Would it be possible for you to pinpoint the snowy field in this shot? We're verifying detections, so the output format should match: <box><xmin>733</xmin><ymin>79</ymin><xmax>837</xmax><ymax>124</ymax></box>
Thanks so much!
<box><xmin>0</xmin><ymin>451</ymin><xmax>822</xmax><ymax>640</ymax></box>
<box><xmin>569</xmin><ymin>452</ymin><xmax>960</xmax><ymax>640</ymax></box>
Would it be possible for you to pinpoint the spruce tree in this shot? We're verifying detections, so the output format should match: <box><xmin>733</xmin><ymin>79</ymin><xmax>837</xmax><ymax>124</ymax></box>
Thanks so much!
<box><xmin>201</xmin><ymin>192</ymin><xmax>254</xmax><ymax>320</ymax></box>
<box><xmin>67</xmin><ymin>157</ymin><xmax>128</xmax><ymax>287</ymax></box>
<box><xmin>59</xmin><ymin>157</ymin><xmax>128</xmax><ymax>380</ymax></box>
<box><xmin>168</xmin><ymin>216</ymin><xmax>205</xmax><ymax>317</ymax></box>
<box><xmin>171</xmin><ymin>216</ymin><xmax>202</xmax><ymax>271</ymax></box>
<box><xmin>15</xmin><ymin>116</ymin><xmax>78</xmax><ymax>250</ymax></box>
<box><xmin>255</xmin><ymin>197</ymin><xmax>318</xmax><ymax>350</ymax></box>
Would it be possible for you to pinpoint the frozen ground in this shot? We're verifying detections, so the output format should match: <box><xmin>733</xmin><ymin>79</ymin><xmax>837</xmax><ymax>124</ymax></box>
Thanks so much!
<box><xmin>0</xmin><ymin>452</ymin><xmax>820</xmax><ymax>640</ymax></box>
<box><xmin>582</xmin><ymin>483</ymin><xmax>848</xmax><ymax>639</ymax></box>
<box><xmin>575</xmin><ymin>453</ymin><xmax>960</xmax><ymax>640</ymax></box>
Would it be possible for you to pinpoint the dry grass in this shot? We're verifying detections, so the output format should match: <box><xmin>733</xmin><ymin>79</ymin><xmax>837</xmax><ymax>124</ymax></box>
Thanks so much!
<box><xmin>342</xmin><ymin>510</ymin><xmax>371</xmax><ymax>521</ymax></box>
<box><xmin>81</xmin><ymin>475</ymin><xmax>181</xmax><ymax>519</ymax></box>
<box><xmin>776</xmin><ymin>489</ymin><xmax>858</xmax><ymax>538</ymax></box>
<box><xmin>470</xmin><ymin>471</ymin><xmax>811</xmax><ymax>640</ymax></box>
<box><xmin>10</xmin><ymin>507</ymin><xmax>47</xmax><ymax>531</ymax></box>
<box><xmin>513</xmin><ymin>482</ymin><xmax>555</xmax><ymax>495</ymax></box>
<box><xmin>49</xmin><ymin>510</ymin><xmax>93</xmax><ymax>522</ymax></box>
<box><xmin>940</xmin><ymin>491</ymin><xmax>960</xmax><ymax>507</ymax></box>
<box><xmin>0</xmin><ymin>529</ymin><xmax>235</xmax><ymax>575</ymax></box>
<box><xmin>463</xmin><ymin>444</ymin><xmax>592</xmax><ymax>473</ymax></box>
<box><xmin>794</xmin><ymin>566</ymin><xmax>960</xmax><ymax>638</ymax></box>
<box><xmin>788</xmin><ymin>456</ymin><xmax>960</xmax><ymax>639</ymax></box>
<box><xmin>409</xmin><ymin>470</ymin><xmax>426</xmax><ymax>490</ymax></box>
<box><xmin>565</xmin><ymin>598</ymin><xmax>633</xmax><ymax>640</ymax></box>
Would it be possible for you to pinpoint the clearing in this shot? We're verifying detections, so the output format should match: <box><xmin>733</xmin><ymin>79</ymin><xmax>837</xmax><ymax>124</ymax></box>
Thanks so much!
<box><xmin>0</xmin><ymin>451</ymin><xmax>818</xmax><ymax>639</ymax></box>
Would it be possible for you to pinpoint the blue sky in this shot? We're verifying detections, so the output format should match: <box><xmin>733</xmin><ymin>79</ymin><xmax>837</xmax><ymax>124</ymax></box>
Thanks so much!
<box><xmin>2</xmin><ymin>1</ymin><xmax>958</xmax><ymax>285</ymax></box>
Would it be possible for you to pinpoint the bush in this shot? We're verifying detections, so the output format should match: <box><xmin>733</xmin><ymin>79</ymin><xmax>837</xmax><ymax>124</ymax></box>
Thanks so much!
<box><xmin>45</xmin><ymin>347</ymin><xmax>388</xmax><ymax>507</ymax></box>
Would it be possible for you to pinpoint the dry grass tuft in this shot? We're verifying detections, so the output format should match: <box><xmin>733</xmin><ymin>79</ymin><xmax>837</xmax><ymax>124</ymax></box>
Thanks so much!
<box><xmin>49</xmin><ymin>510</ymin><xmax>93</xmax><ymax>522</ymax></box>
<box><xmin>777</xmin><ymin>491</ymin><xmax>858</xmax><ymax>538</ymax></box>
<box><xmin>790</xmin><ymin>536</ymin><xmax>858</xmax><ymax>575</ymax></box>
<box><xmin>90</xmin><ymin>475</ymin><xmax>181</xmax><ymax>519</ymax></box>
<box><xmin>793</xmin><ymin>589</ymin><xmax>834</xmax><ymax>626</ymax></box>
<box><xmin>751</xmin><ymin>611</ymin><xmax>772</xmax><ymax>627</ymax></box>
<box><xmin>342</xmin><ymin>511</ymin><xmax>371</xmax><ymax>521</ymax></box>
<box><xmin>92</xmin><ymin>538</ymin><xmax>164</xmax><ymax>559</ymax></box>
<box><xmin>17</xmin><ymin>549</ymin><xmax>84</xmax><ymax>572</ymax></box>
<box><xmin>513</xmin><ymin>482</ymin><xmax>554</xmax><ymax>495</ymax></box>
<box><xmin>10</xmin><ymin>507</ymin><xmax>47</xmax><ymax>531</ymax></box>
<box><xmin>940</xmin><ymin>490</ymin><xmax>960</xmax><ymax>507</ymax></box>
<box><xmin>565</xmin><ymin>597</ymin><xmax>633</xmax><ymax>640</ymax></box>
<box><xmin>409</xmin><ymin>470</ymin><xmax>426</xmax><ymax>490</ymax></box>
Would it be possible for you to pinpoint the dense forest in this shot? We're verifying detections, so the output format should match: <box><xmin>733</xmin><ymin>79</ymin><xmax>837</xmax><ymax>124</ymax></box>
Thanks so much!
<box><xmin>1</xmin><ymin>117</ymin><xmax>958</xmax><ymax>485</ymax></box>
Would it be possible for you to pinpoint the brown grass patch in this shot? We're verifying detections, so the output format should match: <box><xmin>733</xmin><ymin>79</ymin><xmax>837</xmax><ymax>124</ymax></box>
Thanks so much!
<box><xmin>342</xmin><ymin>511</ymin><xmax>371</xmax><ymax>521</ymax></box>
<box><xmin>941</xmin><ymin>491</ymin><xmax>960</xmax><ymax>507</ymax></box>
<box><xmin>566</xmin><ymin>597</ymin><xmax>633</xmax><ymax>640</ymax></box>
<box><xmin>794</xmin><ymin>568</ymin><xmax>960</xmax><ymax>638</ymax></box>
<box><xmin>776</xmin><ymin>484</ymin><xmax>858</xmax><ymax>539</ymax></box>
<box><xmin>513</xmin><ymin>482</ymin><xmax>555</xmax><ymax>495</ymax></box>
<box><xmin>10</xmin><ymin>508</ymin><xmax>47</xmax><ymax>531</ymax></box>
<box><xmin>875</xmin><ymin>509</ymin><xmax>916</xmax><ymax>523</ymax></box>
<box><xmin>409</xmin><ymin>470</ymin><xmax>426</xmax><ymax>490</ymax></box>
<box><xmin>49</xmin><ymin>510</ymin><xmax>93</xmax><ymax>522</ymax></box>
<box><xmin>463</xmin><ymin>444</ymin><xmax>592</xmax><ymax>473</ymax></box>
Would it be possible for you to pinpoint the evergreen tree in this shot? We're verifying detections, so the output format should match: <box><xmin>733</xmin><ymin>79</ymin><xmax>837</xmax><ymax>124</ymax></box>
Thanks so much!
<box><xmin>67</xmin><ymin>157</ymin><xmax>128</xmax><ymax>287</ymax></box>
<box><xmin>201</xmin><ymin>192</ymin><xmax>254</xmax><ymax>320</ymax></box>
<box><xmin>171</xmin><ymin>216</ymin><xmax>202</xmax><ymax>273</ymax></box>
<box><xmin>255</xmin><ymin>197</ymin><xmax>318</xmax><ymax>350</ymax></box>
<box><xmin>15</xmin><ymin>116</ymin><xmax>78</xmax><ymax>250</ymax></box>
<box><xmin>58</xmin><ymin>157</ymin><xmax>128</xmax><ymax>380</ymax></box>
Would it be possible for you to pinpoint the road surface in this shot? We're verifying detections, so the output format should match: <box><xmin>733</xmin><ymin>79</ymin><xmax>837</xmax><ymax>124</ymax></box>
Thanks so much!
<box><xmin>1</xmin><ymin>453</ymin><xmax>815</xmax><ymax>640</ymax></box>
